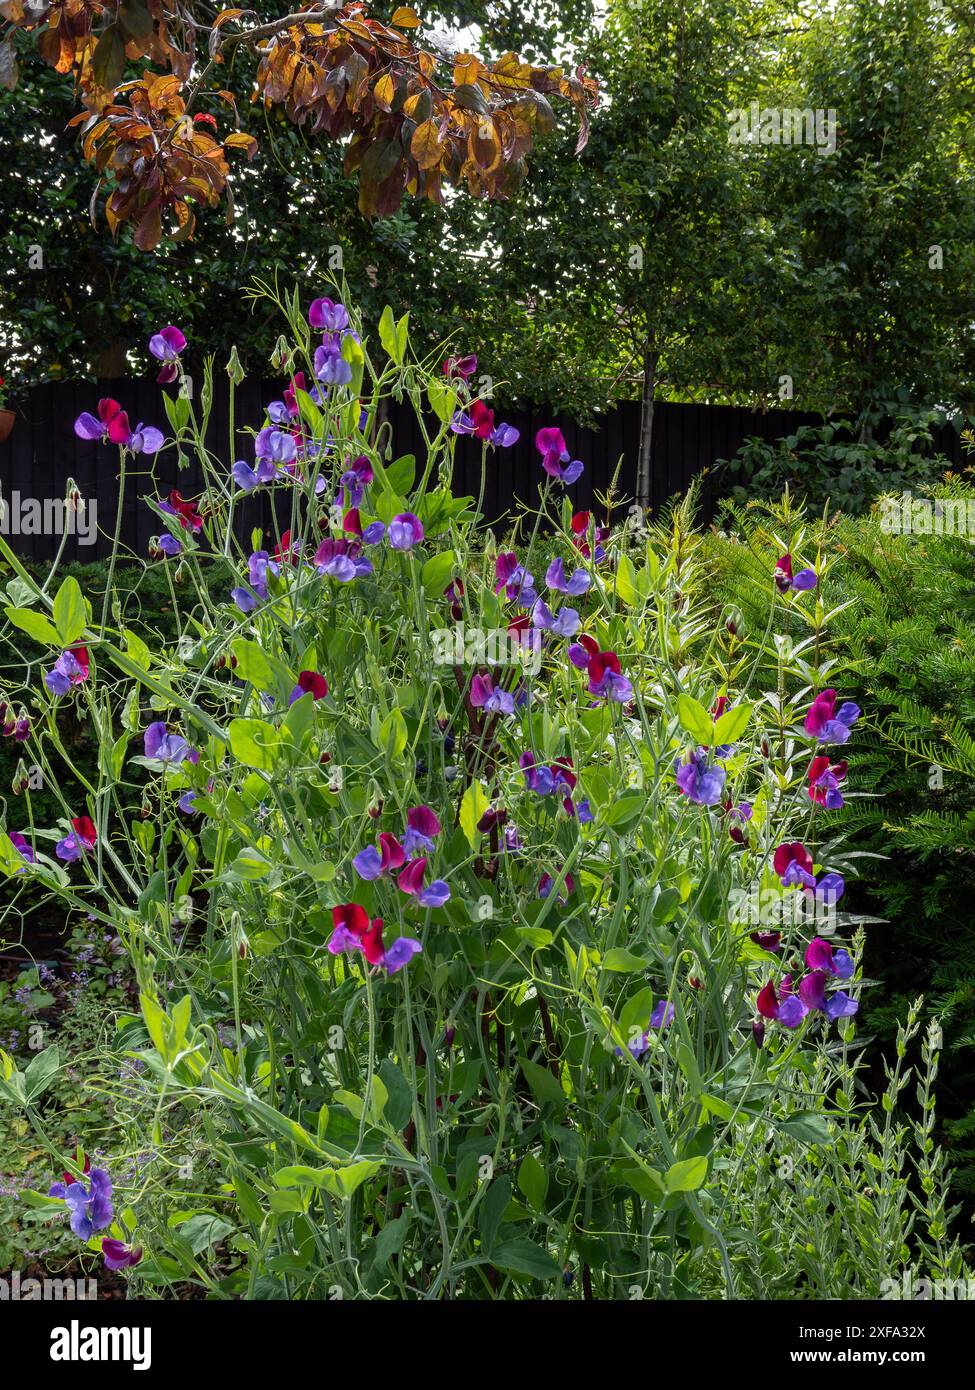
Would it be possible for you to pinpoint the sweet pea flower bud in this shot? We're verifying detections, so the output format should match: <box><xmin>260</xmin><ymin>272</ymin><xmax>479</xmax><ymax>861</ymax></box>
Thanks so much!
<box><xmin>443</xmin><ymin>1026</ymin><xmax>456</xmax><ymax>1048</ymax></box>
<box><xmin>368</xmin><ymin>800</ymin><xmax>383</xmax><ymax>818</ymax></box>
<box><xmin>226</xmin><ymin>346</ymin><xmax>246</xmax><ymax>386</ymax></box>
<box><xmin>752</xmin><ymin>1019</ymin><xmax>766</xmax><ymax>1049</ymax></box>
<box><xmin>319</xmin><ymin>750</ymin><xmax>331</xmax><ymax>765</ymax></box>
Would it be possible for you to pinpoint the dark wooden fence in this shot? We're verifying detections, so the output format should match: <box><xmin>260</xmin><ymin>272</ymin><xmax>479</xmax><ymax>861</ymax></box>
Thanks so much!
<box><xmin>0</xmin><ymin>379</ymin><xmax>966</xmax><ymax>563</ymax></box>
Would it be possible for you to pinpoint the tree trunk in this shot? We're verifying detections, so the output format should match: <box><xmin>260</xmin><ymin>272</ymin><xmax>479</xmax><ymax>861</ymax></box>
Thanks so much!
<box><xmin>635</xmin><ymin>348</ymin><xmax>658</xmax><ymax>510</ymax></box>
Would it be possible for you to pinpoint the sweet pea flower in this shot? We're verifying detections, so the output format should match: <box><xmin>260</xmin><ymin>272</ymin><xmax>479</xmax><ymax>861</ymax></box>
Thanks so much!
<box><xmin>289</xmin><ymin>671</ymin><xmax>328</xmax><ymax>705</ymax></box>
<box><xmin>8</xmin><ymin>831</ymin><xmax>34</xmax><ymax>867</ymax></box>
<box><xmin>314</xmin><ymin>342</ymin><xmax>353</xmax><ymax>386</ymax></box>
<box><xmin>750</xmin><ymin>930</ymin><xmax>782</xmax><ymax>953</ymax></box>
<box><xmin>494</xmin><ymin>553</ymin><xmax>538</xmax><ymax>606</ymax></box>
<box><xmin>232</xmin><ymin>457</ymin><xmax>278</xmax><ymax>491</ymax></box>
<box><xmin>756</xmin><ymin>975</ymin><xmax>806</xmax><ymax>1028</ymax></box>
<box><xmin>44</xmin><ymin>646</ymin><xmax>89</xmax><ymax>697</ymax></box>
<box><xmin>56</xmin><ymin>814</ymin><xmax>97</xmax><ymax>863</ymax></box>
<box><xmin>538</xmin><ymin>869</ymin><xmax>574</xmax><ymax>903</ymax></box>
<box><xmin>571</xmin><ymin>635</ymin><xmax>631</xmax><ymax>702</ymax></box>
<box><xmin>144</xmin><ymin>721</ymin><xmax>195</xmax><ymax>765</ymax></box>
<box><xmin>397</xmin><ymin>856</ymin><xmax>451</xmax><ymax>906</ymax></box>
<box><xmin>797</xmin><ymin>970</ymin><xmax>858</xmax><ymax>1020</ymax></box>
<box><xmin>102</xmin><ymin>1238</ymin><xmax>143</xmax><ymax>1271</ymax></box>
<box><xmin>451</xmin><ymin>399</ymin><xmax>495</xmax><ymax>439</ymax></box>
<box><xmin>674</xmin><ymin>748</ymin><xmax>727</xmax><ymax>806</ymax></box>
<box><xmin>327</xmin><ymin>904</ymin><xmax>422</xmax><ymax>974</ymax></box>
<box><xmin>471</xmin><ymin>672</ymin><xmax>516</xmax><ymax>715</ymax></box>
<box><xmin>571</xmin><ymin>511</ymin><xmax>608</xmax><ymax>563</ymax></box>
<box><xmin>618</xmin><ymin>1001</ymin><xmax>676</xmax><ymax>1057</ymax></box>
<box><xmin>532</xmin><ymin>600</ymin><xmax>581</xmax><ymax>638</ymax></box>
<box><xmin>773</xmin><ymin>841</ymin><xmax>816</xmax><ymax>889</ymax></box>
<box><xmin>74</xmin><ymin>398</ymin><xmax>163</xmax><ymax>454</ymax></box>
<box><xmin>490</xmin><ymin>421</ymin><xmax>520</xmax><ymax>448</ymax></box>
<box><xmin>804</xmin><ymin>689</ymin><xmax>861</xmax><ymax>744</ymax></box>
<box><xmin>535</xmin><ymin>426</ymin><xmax>584</xmax><ymax>485</ymax></box>
<box><xmin>442</xmin><ymin>354</ymin><xmax>477</xmax><ymax>379</ymax></box>
<box><xmin>774</xmin><ymin>553</ymin><xmax>817</xmax><ymax>592</ymax></box>
<box><xmin>546</xmin><ymin>557</ymin><xmax>590</xmax><ymax>596</ymax></box>
<box><xmin>403</xmin><ymin>806</ymin><xmax>441</xmax><ymax>856</ymax></box>
<box><xmin>313</xmin><ymin>537</ymin><xmax>372</xmax><ymax>581</ymax></box>
<box><xmin>520</xmin><ymin>751</ymin><xmax>576</xmax><ymax>798</ymax></box>
<box><xmin>808</xmin><ymin>754</ymin><xmax>848</xmax><ymax>808</ymax></box>
<box><xmin>158</xmin><ymin>489</ymin><xmax>203</xmax><ymax>532</ymax></box>
<box><xmin>338</xmin><ymin>455</ymin><xmax>374</xmax><ymax>507</ymax></box>
<box><xmin>353</xmin><ymin>832</ymin><xmax>405</xmax><ymax>881</ymax></box>
<box><xmin>148</xmin><ymin>326</ymin><xmax>186</xmax><ymax>384</ymax></box>
<box><xmin>805</xmin><ymin>936</ymin><xmax>854</xmax><ymax>979</ymax></box>
<box><xmin>232</xmin><ymin>549</ymin><xmax>279</xmax><ymax>611</ymax></box>
<box><xmin>309</xmin><ymin>298</ymin><xmax>350</xmax><ymax>332</ymax></box>
<box><xmin>387</xmin><ymin>513</ymin><xmax>424</xmax><ymax>551</ymax></box>
<box><xmin>49</xmin><ymin>1166</ymin><xmax>113</xmax><ymax>1238</ymax></box>
<box><xmin>255</xmin><ymin>426</ymin><xmax>297</xmax><ymax>466</ymax></box>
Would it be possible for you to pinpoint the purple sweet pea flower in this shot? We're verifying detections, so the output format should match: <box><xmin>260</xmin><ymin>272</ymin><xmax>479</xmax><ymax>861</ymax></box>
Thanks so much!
<box><xmin>403</xmin><ymin>806</ymin><xmax>441</xmax><ymax>856</ymax></box>
<box><xmin>804</xmin><ymin>689</ymin><xmax>861</xmax><ymax>744</ymax></box>
<box><xmin>149</xmin><ymin>326</ymin><xmax>186</xmax><ymax>384</ymax></box>
<box><xmin>144</xmin><ymin>721</ymin><xmax>194</xmax><ymax>765</ymax></box>
<box><xmin>490</xmin><ymin>422</ymin><xmax>520</xmax><ymax>448</ymax></box>
<box><xmin>49</xmin><ymin>1167</ymin><xmax>113</xmax><ymax>1239</ymax></box>
<box><xmin>338</xmin><ymin>455</ymin><xmax>374</xmax><ymax>507</ymax></box>
<box><xmin>8</xmin><ymin>830</ymin><xmax>35</xmax><ymax>867</ymax></box>
<box><xmin>158</xmin><ymin>534</ymin><xmax>182</xmax><ymax>557</ymax></box>
<box><xmin>470</xmin><ymin>673</ymin><xmax>516</xmax><ymax>716</ymax></box>
<box><xmin>314</xmin><ymin>537</ymin><xmax>372</xmax><ymax>581</ymax></box>
<box><xmin>309</xmin><ymin>298</ymin><xmax>350</xmax><ymax>333</ymax></box>
<box><xmin>387</xmin><ymin>513</ymin><xmax>424</xmax><ymax>551</ymax></box>
<box><xmin>101</xmin><ymin>1238</ymin><xmax>143</xmax><ymax>1271</ymax></box>
<box><xmin>232</xmin><ymin>457</ymin><xmax>279</xmax><ymax>491</ymax></box>
<box><xmin>232</xmin><ymin>549</ymin><xmax>279</xmax><ymax>611</ymax></box>
<box><xmin>44</xmin><ymin>647</ymin><xmax>89</xmax><ymax>697</ymax></box>
<box><xmin>314</xmin><ymin>343</ymin><xmax>353</xmax><ymax>386</ymax></box>
<box><xmin>532</xmin><ymin>600</ymin><xmax>581</xmax><ymax>638</ymax></box>
<box><xmin>255</xmin><ymin>427</ymin><xmax>297</xmax><ymax>465</ymax></box>
<box><xmin>74</xmin><ymin>398</ymin><xmax>164</xmax><ymax>454</ymax></box>
<box><xmin>545</xmin><ymin>557</ymin><xmax>591</xmax><ymax>596</ymax></box>
<box><xmin>674</xmin><ymin>749</ymin><xmax>727</xmax><ymax>806</ymax></box>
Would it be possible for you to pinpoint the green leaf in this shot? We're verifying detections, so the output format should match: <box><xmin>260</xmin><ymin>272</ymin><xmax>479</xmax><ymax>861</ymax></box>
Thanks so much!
<box><xmin>602</xmin><ymin>794</ymin><xmax>644</xmax><ymax>829</ymax></box>
<box><xmin>0</xmin><ymin>832</ymin><xmax>31</xmax><ymax>878</ymax></box>
<box><xmin>420</xmin><ymin>550</ymin><xmax>456</xmax><ymax>597</ymax></box>
<box><xmin>602</xmin><ymin>947</ymin><xmax>650</xmax><ymax>973</ymax></box>
<box><xmin>5</xmin><ymin>607</ymin><xmax>60</xmax><ymax>646</ymax></box>
<box><xmin>379</xmin><ymin>305</ymin><xmax>403</xmax><ymax>364</ymax></box>
<box><xmin>778</xmin><ymin>1111</ymin><xmax>833</xmax><ymax>1144</ymax></box>
<box><xmin>373</xmin><ymin>1213</ymin><xmax>410</xmax><ymax>1266</ymax></box>
<box><xmin>519</xmin><ymin>1057</ymin><xmax>565</xmax><ymax>1105</ymax></box>
<box><xmin>677</xmin><ymin>693</ymin><xmax>714</xmax><ymax>745</ymax></box>
<box><xmin>491</xmin><ymin>1238</ymin><xmax>560</xmax><ymax>1279</ymax></box>
<box><xmin>713</xmin><ymin>702</ymin><xmax>752</xmax><ymax>744</ymax></box>
<box><xmin>231</xmin><ymin>639</ymin><xmax>276</xmax><ymax>692</ymax></box>
<box><xmin>377</xmin><ymin>707</ymin><xmax>407</xmax><ymax>761</ymax></box>
<box><xmin>517</xmin><ymin>1153</ymin><xmax>548</xmax><ymax>1211</ymax></box>
<box><xmin>427</xmin><ymin>379</ymin><xmax>457</xmax><ymax>424</ymax></box>
<box><xmin>228</xmin><ymin>717</ymin><xmax>278</xmax><ymax>771</ymax></box>
<box><xmin>53</xmin><ymin>577</ymin><xmax>88</xmax><ymax>645</ymax></box>
<box><xmin>478</xmin><ymin>1176</ymin><xmax>511</xmax><ymax>1255</ymax></box>
<box><xmin>664</xmin><ymin>1155</ymin><xmax>709</xmax><ymax>1193</ymax></box>
<box><xmin>23</xmin><ymin>1045</ymin><xmax>60</xmax><ymax>1101</ymax></box>
<box><xmin>459</xmin><ymin>779</ymin><xmax>490</xmax><ymax>850</ymax></box>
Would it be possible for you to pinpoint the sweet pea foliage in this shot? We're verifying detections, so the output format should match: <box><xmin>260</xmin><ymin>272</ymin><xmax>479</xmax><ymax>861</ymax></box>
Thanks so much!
<box><xmin>0</xmin><ymin>286</ymin><xmax>902</xmax><ymax>1300</ymax></box>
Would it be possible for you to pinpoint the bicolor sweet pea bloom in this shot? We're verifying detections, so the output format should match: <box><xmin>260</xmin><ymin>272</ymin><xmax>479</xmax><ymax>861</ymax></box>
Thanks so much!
<box><xmin>571</xmin><ymin>511</ymin><xmax>608</xmax><ymax>563</ymax></box>
<box><xmin>494</xmin><ymin>553</ymin><xmax>538</xmax><ymax>606</ymax></box>
<box><xmin>353</xmin><ymin>832</ymin><xmax>405</xmax><ymax>881</ymax></box>
<box><xmin>309</xmin><ymin>298</ymin><xmax>350</xmax><ymax>333</ymax></box>
<box><xmin>569</xmin><ymin>635</ymin><xmax>632</xmax><ymax>702</ymax></box>
<box><xmin>8</xmin><ymin>831</ymin><xmax>34</xmax><ymax>867</ymax></box>
<box><xmin>56</xmin><ymin>814</ymin><xmax>97</xmax><ymax>863</ymax></box>
<box><xmin>807</xmin><ymin>754</ymin><xmax>848</xmax><ymax>809</ymax></box>
<box><xmin>535</xmin><ymin>426</ymin><xmax>584</xmax><ymax>485</ymax></box>
<box><xmin>338</xmin><ymin>455</ymin><xmax>374</xmax><ymax>507</ymax></box>
<box><xmin>44</xmin><ymin>646</ymin><xmax>89</xmax><ymax>697</ymax></box>
<box><xmin>402</xmin><ymin>805</ymin><xmax>441</xmax><ymax>856</ymax></box>
<box><xmin>471</xmin><ymin>672</ymin><xmax>516</xmax><ymax>715</ymax></box>
<box><xmin>750</xmin><ymin>930</ymin><xmax>782</xmax><ymax>953</ymax></box>
<box><xmin>619</xmin><ymin>1000</ymin><xmax>676</xmax><ymax>1057</ymax></box>
<box><xmin>674</xmin><ymin>748</ymin><xmax>727</xmax><ymax>806</ymax></box>
<box><xmin>149</xmin><ymin>326</ymin><xmax>186</xmax><ymax>384</ymax></box>
<box><xmin>797</xmin><ymin>970</ymin><xmax>858</xmax><ymax>1020</ymax></box>
<box><xmin>520</xmin><ymin>751</ymin><xmax>576</xmax><ymax>799</ymax></box>
<box><xmin>49</xmin><ymin>1166</ymin><xmax>113</xmax><ymax>1238</ymax></box>
<box><xmin>727</xmin><ymin>799</ymin><xmax>753</xmax><ymax>843</ymax></box>
<box><xmin>442</xmin><ymin>354</ymin><xmax>477</xmax><ymax>380</ymax></box>
<box><xmin>756</xmin><ymin>974</ymin><xmax>806</xmax><ymax>1028</ymax></box>
<box><xmin>774</xmin><ymin>553</ymin><xmax>817</xmax><ymax>592</ymax></box>
<box><xmin>538</xmin><ymin>869</ymin><xmax>575</xmax><ymax>903</ymax></box>
<box><xmin>102</xmin><ymin>1238</ymin><xmax>143</xmax><ymax>1271</ymax></box>
<box><xmin>74</xmin><ymin>399</ymin><xmax>163</xmax><ymax>455</ymax></box>
<box><xmin>532</xmin><ymin>600</ymin><xmax>580</xmax><ymax>638</ymax></box>
<box><xmin>805</xmin><ymin>936</ymin><xmax>854</xmax><ymax>979</ymax></box>
<box><xmin>804</xmin><ymin>689</ymin><xmax>861</xmax><ymax>744</ymax></box>
<box><xmin>545</xmin><ymin>557</ymin><xmax>590</xmax><ymax>596</ymax></box>
<box><xmin>773</xmin><ymin>841</ymin><xmax>816</xmax><ymax>889</ymax></box>
<box><xmin>397</xmin><ymin>856</ymin><xmax>451</xmax><ymax>906</ymax></box>
<box><xmin>144</xmin><ymin>721</ymin><xmax>196</xmax><ymax>765</ymax></box>
<box><xmin>327</xmin><ymin>904</ymin><xmax>422</xmax><ymax>974</ymax></box>
<box><xmin>159</xmin><ymin>489</ymin><xmax>203</xmax><ymax>532</ymax></box>
<box><xmin>289</xmin><ymin>670</ymin><xmax>328</xmax><ymax>705</ymax></box>
<box><xmin>387</xmin><ymin>512</ymin><xmax>424</xmax><ymax>551</ymax></box>
<box><xmin>313</xmin><ymin>537</ymin><xmax>372</xmax><ymax>581</ymax></box>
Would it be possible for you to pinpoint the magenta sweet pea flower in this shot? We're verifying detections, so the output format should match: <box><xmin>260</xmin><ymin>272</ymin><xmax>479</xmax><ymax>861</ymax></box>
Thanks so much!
<box><xmin>338</xmin><ymin>455</ymin><xmax>374</xmax><ymax>507</ymax></box>
<box><xmin>534</xmin><ymin>426</ymin><xmax>584</xmax><ymax>485</ymax></box>
<box><xmin>7</xmin><ymin>830</ymin><xmax>34</xmax><ymax>867</ymax></box>
<box><xmin>327</xmin><ymin>904</ymin><xmax>422</xmax><ymax>973</ymax></box>
<box><xmin>56</xmin><ymin>814</ymin><xmax>97</xmax><ymax>863</ymax></box>
<box><xmin>756</xmin><ymin>975</ymin><xmax>806</xmax><ymax>1029</ymax></box>
<box><xmin>148</xmin><ymin>326</ymin><xmax>186</xmax><ymax>384</ymax></box>
<box><xmin>774</xmin><ymin>553</ymin><xmax>817</xmax><ymax>592</ymax></box>
<box><xmin>387</xmin><ymin>513</ymin><xmax>424</xmax><ymax>551</ymax></box>
<box><xmin>313</xmin><ymin>537</ymin><xmax>372</xmax><ymax>581</ymax></box>
<box><xmin>798</xmin><ymin>970</ymin><xmax>858</xmax><ymax>1020</ymax></box>
<box><xmin>805</xmin><ymin>936</ymin><xmax>854</xmax><ymax>979</ymax></box>
<box><xmin>807</xmin><ymin>754</ymin><xmax>848</xmax><ymax>809</ymax></box>
<box><xmin>538</xmin><ymin>869</ymin><xmax>574</xmax><ymax>903</ymax></box>
<box><xmin>804</xmin><ymin>689</ymin><xmax>861</xmax><ymax>744</ymax></box>
<box><xmin>397</xmin><ymin>855</ymin><xmax>451</xmax><ymax>906</ymax></box>
<box><xmin>442</xmin><ymin>354</ymin><xmax>477</xmax><ymax>380</ymax></box>
<box><xmin>403</xmin><ymin>806</ymin><xmax>441</xmax><ymax>856</ymax></box>
<box><xmin>773</xmin><ymin>841</ymin><xmax>816</xmax><ymax>889</ymax></box>
<box><xmin>102</xmin><ymin>1238</ymin><xmax>143</xmax><ymax>1271</ymax></box>
<box><xmin>494</xmin><ymin>553</ymin><xmax>538</xmax><ymax>606</ymax></box>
